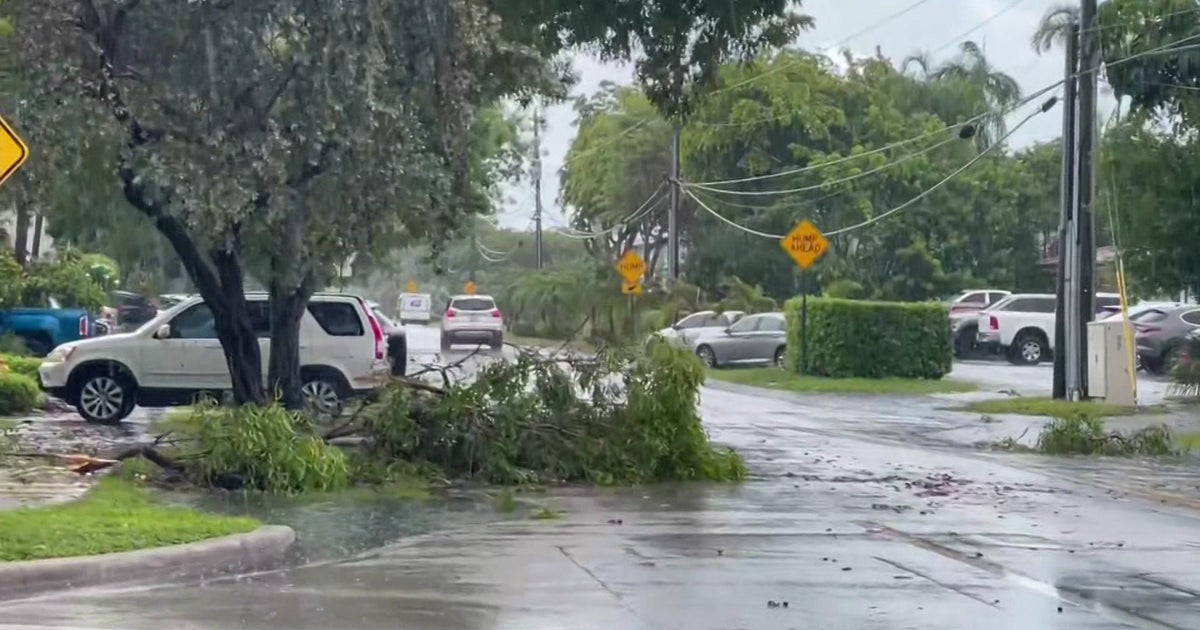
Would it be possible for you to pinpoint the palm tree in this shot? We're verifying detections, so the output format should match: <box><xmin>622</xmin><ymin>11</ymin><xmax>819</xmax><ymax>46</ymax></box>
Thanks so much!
<box><xmin>929</xmin><ymin>41</ymin><xmax>1024</xmax><ymax>149</ymax></box>
<box><xmin>1031</xmin><ymin>4</ymin><xmax>1080</xmax><ymax>55</ymax></box>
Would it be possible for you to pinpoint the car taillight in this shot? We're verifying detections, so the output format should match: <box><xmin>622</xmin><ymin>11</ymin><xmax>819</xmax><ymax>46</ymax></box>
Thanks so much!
<box><xmin>79</xmin><ymin>315</ymin><xmax>90</xmax><ymax>337</ymax></box>
<box><xmin>988</xmin><ymin>316</ymin><xmax>999</xmax><ymax>330</ymax></box>
<box><xmin>491</xmin><ymin>309</ymin><xmax>501</xmax><ymax>318</ymax></box>
<box><xmin>354</xmin><ymin>296</ymin><xmax>386</xmax><ymax>360</ymax></box>
<box><xmin>446</xmin><ymin>309</ymin><xmax>457</xmax><ymax>318</ymax></box>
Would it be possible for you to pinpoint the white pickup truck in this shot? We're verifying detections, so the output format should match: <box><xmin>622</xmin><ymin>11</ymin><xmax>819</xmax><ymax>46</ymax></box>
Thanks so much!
<box><xmin>976</xmin><ymin>292</ymin><xmax>1121</xmax><ymax>365</ymax></box>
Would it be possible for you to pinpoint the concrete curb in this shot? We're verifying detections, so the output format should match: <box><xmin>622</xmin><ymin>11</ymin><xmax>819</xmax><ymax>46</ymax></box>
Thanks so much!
<box><xmin>0</xmin><ymin>525</ymin><xmax>296</xmax><ymax>602</ymax></box>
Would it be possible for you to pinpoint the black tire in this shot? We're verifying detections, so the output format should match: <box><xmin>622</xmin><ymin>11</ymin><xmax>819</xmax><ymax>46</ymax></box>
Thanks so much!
<box><xmin>74</xmin><ymin>370</ymin><xmax>136</xmax><ymax>424</ymax></box>
<box><xmin>19</xmin><ymin>333</ymin><xmax>52</xmax><ymax>358</ymax></box>
<box><xmin>773</xmin><ymin>346</ymin><xmax>786</xmax><ymax>368</ymax></box>
<box><xmin>1009</xmin><ymin>331</ymin><xmax>1047</xmax><ymax>366</ymax></box>
<box><xmin>1154</xmin><ymin>346</ymin><xmax>1180</xmax><ymax>376</ymax></box>
<box><xmin>440</xmin><ymin>333</ymin><xmax>452</xmax><ymax>351</ymax></box>
<box><xmin>696</xmin><ymin>345</ymin><xmax>718</xmax><ymax>368</ymax></box>
<box><xmin>300</xmin><ymin>371</ymin><xmax>345</xmax><ymax>416</ymax></box>
<box><xmin>954</xmin><ymin>326</ymin><xmax>977</xmax><ymax>358</ymax></box>
<box><xmin>490</xmin><ymin>333</ymin><xmax>503</xmax><ymax>350</ymax></box>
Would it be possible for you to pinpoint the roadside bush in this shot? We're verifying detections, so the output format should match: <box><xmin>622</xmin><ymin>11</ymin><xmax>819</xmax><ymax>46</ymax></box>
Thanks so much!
<box><xmin>177</xmin><ymin>403</ymin><xmax>350</xmax><ymax>494</ymax></box>
<box><xmin>1</xmin><ymin>355</ymin><xmax>41</xmax><ymax>381</ymax></box>
<box><xmin>1037</xmin><ymin>414</ymin><xmax>1176</xmax><ymax>456</ymax></box>
<box><xmin>823</xmin><ymin>279</ymin><xmax>866</xmax><ymax>300</ymax></box>
<box><xmin>784</xmin><ymin>297</ymin><xmax>951</xmax><ymax>379</ymax></box>
<box><xmin>360</xmin><ymin>340</ymin><xmax>745</xmax><ymax>485</ymax></box>
<box><xmin>0</xmin><ymin>373</ymin><xmax>39</xmax><ymax>415</ymax></box>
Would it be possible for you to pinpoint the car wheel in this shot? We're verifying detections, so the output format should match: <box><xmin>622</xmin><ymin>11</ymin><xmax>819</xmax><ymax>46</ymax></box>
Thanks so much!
<box><xmin>440</xmin><ymin>333</ymin><xmax>452</xmax><ymax>351</ymax></box>
<box><xmin>954</xmin><ymin>326</ymin><xmax>977</xmax><ymax>358</ymax></box>
<box><xmin>1010</xmin><ymin>332</ymin><xmax>1046</xmax><ymax>366</ymax></box>
<box><xmin>76</xmin><ymin>373</ymin><xmax>135</xmax><ymax>425</ymax></box>
<box><xmin>19</xmin><ymin>333</ymin><xmax>52</xmax><ymax>358</ymax></box>
<box><xmin>773</xmin><ymin>346</ymin><xmax>786</xmax><ymax>369</ymax></box>
<box><xmin>696</xmin><ymin>345</ymin><xmax>718</xmax><ymax>368</ymax></box>
<box><xmin>490</xmin><ymin>333</ymin><xmax>503</xmax><ymax>350</ymax></box>
<box><xmin>1157</xmin><ymin>346</ymin><xmax>1180</xmax><ymax>376</ymax></box>
<box><xmin>301</xmin><ymin>377</ymin><xmax>343</xmax><ymax>416</ymax></box>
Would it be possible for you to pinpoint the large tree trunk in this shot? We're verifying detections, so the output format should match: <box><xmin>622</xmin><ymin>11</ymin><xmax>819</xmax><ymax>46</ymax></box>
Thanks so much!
<box><xmin>266</xmin><ymin>285</ymin><xmax>310</xmax><ymax>410</ymax></box>
<box><xmin>119</xmin><ymin>165</ymin><xmax>266</xmax><ymax>406</ymax></box>
<box><xmin>31</xmin><ymin>213</ymin><xmax>44</xmax><ymax>260</ymax></box>
<box><xmin>13</xmin><ymin>205</ymin><xmax>29</xmax><ymax>265</ymax></box>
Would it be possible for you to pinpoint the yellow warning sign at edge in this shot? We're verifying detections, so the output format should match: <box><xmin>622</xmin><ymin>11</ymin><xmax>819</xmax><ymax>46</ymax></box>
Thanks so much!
<box><xmin>0</xmin><ymin>113</ymin><xmax>29</xmax><ymax>189</ymax></box>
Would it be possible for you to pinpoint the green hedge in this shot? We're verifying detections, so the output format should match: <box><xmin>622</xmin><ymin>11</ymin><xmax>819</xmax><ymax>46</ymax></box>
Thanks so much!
<box><xmin>784</xmin><ymin>297</ymin><xmax>951</xmax><ymax>379</ymax></box>
<box><xmin>0</xmin><ymin>373</ymin><xmax>40</xmax><ymax>416</ymax></box>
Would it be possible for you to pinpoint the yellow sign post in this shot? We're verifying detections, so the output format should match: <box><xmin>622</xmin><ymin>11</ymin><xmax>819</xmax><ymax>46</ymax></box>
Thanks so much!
<box><xmin>780</xmin><ymin>220</ymin><xmax>829</xmax><ymax>270</ymax></box>
<box><xmin>615</xmin><ymin>250</ymin><xmax>647</xmax><ymax>284</ymax></box>
<box><xmin>615</xmin><ymin>251</ymin><xmax>647</xmax><ymax>336</ymax></box>
<box><xmin>464</xmin><ymin>281</ymin><xmax>477</xmax><ymax>295</ymax></box>
<box><xmin>405</xmin><ymin>280</ymin><xmax>418</xmax><ymax>293</ymax></box>
<box><xmin>780</xmin><ymin>220</ymin><xmax>830</xmax><ymax>374</ymax></box>
<box><xmin>0</xmin><ymin>114</ymin><xmax>29</xmax><ymax>189</ymax></box>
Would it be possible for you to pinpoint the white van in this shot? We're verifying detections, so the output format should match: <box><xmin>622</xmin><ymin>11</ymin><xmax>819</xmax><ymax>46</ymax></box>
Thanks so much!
<box><xmin>397</xmin><ymin>292</ymin><xmax>432</xmax><ymax>325</ymax></box>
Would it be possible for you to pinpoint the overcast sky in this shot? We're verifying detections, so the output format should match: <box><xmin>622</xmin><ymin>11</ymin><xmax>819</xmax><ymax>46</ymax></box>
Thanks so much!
<box><xmin>496</xmin><ymin>0</ymin><xmax>1111</xmax><ymax>230</ymax></box>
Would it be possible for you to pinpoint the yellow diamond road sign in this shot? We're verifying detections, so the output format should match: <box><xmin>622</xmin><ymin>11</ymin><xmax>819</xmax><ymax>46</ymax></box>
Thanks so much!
<box><xmin>621</xmin><ymin>280</ymin><xmax>643</xmax><ymax>296</ymax></box>
<box><xmin>780</xmin><ymin>220</ymin><xmax>829</xmax><ymax>270</ymax></box>
<box><xmin>615</xmin><ymin>250</ymin><xmax>646</xmax><ymax>283</ymax></box>
<box><xmin>0</xmin><ymin>114</ymin><xmax>29</xmax><ymax>189</ymax></box>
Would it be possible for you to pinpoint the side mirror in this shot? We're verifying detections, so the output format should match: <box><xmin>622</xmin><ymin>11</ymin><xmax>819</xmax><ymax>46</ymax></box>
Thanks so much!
<box><xmin>671</xmin><ymin>324</ymin><xmax>680</xmax><ymax>330</ymax></box>
<box><xmin>723</xmin><ymin>326</ymin><xmax>732</xmax><ymax>334</ymax></box>
<box><xmin>154</xmin><ymin>324</ymin><xmax>171</xmax><ymax>339</ymax></box>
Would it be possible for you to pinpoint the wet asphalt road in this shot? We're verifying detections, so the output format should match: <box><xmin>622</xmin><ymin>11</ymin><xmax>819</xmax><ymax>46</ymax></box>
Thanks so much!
<box><xmin>3</xmin><ymin>330</ymin><xmax>1200</xmax><ymax>629</ymax></box>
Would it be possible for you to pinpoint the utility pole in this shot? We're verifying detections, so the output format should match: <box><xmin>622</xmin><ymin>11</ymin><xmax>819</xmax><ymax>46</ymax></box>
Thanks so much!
<box><xmin>532</xmin><ymin>106</ymin><xmax>544</xmax><ymax>270</ymax></box>
<box><xmin>1053</xmin><ymin>24</ymin><xmax>1079</xmax><ymax>400</ymax></box>
<box><xmin>1074</xmin><ymin>0</ymin><xmax>1100</xmax><ymax>399</ymax></box>
<box><xmin>668</xmin><ymin>125</ymin><xmax>681</xmax><ymax>281</ymax></box>
<box><xmin>468</xmin><ymin>217</ymin><xmax>478</xmax><ymax>283</ymax></box>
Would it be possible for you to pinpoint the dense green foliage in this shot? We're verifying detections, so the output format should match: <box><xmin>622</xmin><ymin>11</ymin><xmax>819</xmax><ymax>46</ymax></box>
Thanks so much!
<box><xmin>177</xmin><ymin>403</ymin><xmax>351</xmax><ymax>495</ymax></box>
<box><xmin>0</xmin><ymin>355</ymin><xmax>41</xmax><ymax>381</ymax></box>
<box><xmin>0</xmin><ymin>478</ymin><xmax>259</xmax><ymax>562</ymax></box>
<box><xmin>1037</xmin><ymin>416</ymin><xmax>1175</xmax><ymax>457</ymax></box>
<box><xmin>784</xmin><ymin>298</ymin><xmax>951</xmax><ymax>379</ymax></box>
<box><xmin>362</xmin><ymin>341</ymin><xmax>744</xmax><ymax>485</ymax></box>
<box><xmin>0</xmin><ymin>372</ymin><xmax>40</xmax><ymax>416</ymax></box>
<box><xmin>0</xmin><ymin>250</ymin><xmax>109</xmax><ymax>311</ymax></box>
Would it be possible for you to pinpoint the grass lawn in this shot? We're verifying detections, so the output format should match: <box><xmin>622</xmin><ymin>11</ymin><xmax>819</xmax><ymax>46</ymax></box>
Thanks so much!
<box><xmin>706</xmin><ymin>367</ymin><xmax>977</xmax><ymax>395</ymax></box>
<box><xmin>0</xmin><ymin>477</ymin><xmax>260</xmax><ymax>562</ymax></box>
<box><xmin>504</xmin><ymin>333</ymin><xmax>596</xmax><ymax>353</ymax></box>
<box><xmin>954</xmin><ymin>397</ymin><xmax>1154</xmax><ymax>418</ymax></box>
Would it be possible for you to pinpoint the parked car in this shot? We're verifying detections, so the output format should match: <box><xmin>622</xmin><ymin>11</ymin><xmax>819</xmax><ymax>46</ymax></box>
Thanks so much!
<box><xmin>1124</xmin><ymin>304</ymin><xmax>1200</xmax><ymax>375</ymax></box>
<box><xmin>109</xmin><ymin>290</ymin><xmax>158</xmax><ymax>330</ymax></box>
<box><xmin>37</xmin><ymin>292</ymin><xmax>389</xmax><ymax>424</ymax></box>
<box><xmin>440</xmin><ymin>294</ymin><xmax>503</xmax><ymax>350</ymax></box>
<box><xmin>368</xmin><ymin>300</ymin><xmax>407</xmax><ymax>376</ymax></box>
<box><xmin>0</xmin><ymin>303</ymin><xmax>92</xmax><ymax>357</ymax></box>
<box><xmin>689</xmin><ymin>312</ymin><xmax>787</xmax><ymax>368</ymax></box>
<box><xmin>655</xmin><ymin>310</ymin><xmax>745</xmax><ymax>349</ymax></box>
<box><xmin>947</xmin><ymin>289</ymin><xmax>1011</xmax><ymax>357</ymax></box>
<box><xmin>976</xmin><ymin>292</ymin><xmax>1121</xmax><ymax>365</ymax></box>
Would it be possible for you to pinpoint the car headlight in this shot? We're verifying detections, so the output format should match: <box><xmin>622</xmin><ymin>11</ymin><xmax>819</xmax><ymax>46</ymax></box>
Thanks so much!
<box><xmin>45</xmin><ymin>346</ymin><xmax>75</xmax><ymax>363</ymax></box>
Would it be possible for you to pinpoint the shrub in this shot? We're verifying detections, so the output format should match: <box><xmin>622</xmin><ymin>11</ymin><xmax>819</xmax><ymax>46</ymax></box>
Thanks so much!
<box><xmin>176</xmin><ymin>403</ymin><xmax>350</xmax><ymax>494</ymax></box>
<box><xmin>784</xmin><ymin>297</ymin><xmax>951</xmax><ymax>379</ymax></box>
<box><xmin>823</xmin><ymin>279</ymin><xmax>866</xmax><ymax>300</ymax></box>
<box><xmin>1037</xmin><ymin>414</ymin><xmax>1175</xmax><ymax>456</ymax></box>
<box><xmin>0</xmin><ymin>373</ymin><xmax>40</xmax><ymax>416</ymax></box>
<box><xmin>1</xmin><ymin>355</ymin><xmax>41</xmax><ymax>381</ymax></box>
<box><xmin>1169</xmin><ymin>335</ymin><xmax>1200</xmax><ymax>397</ymax></box>
<box><xmin>360</xmin><ymin>340</ymin><xmax>745</xmax><ymax>485</ymax></box>
<box><xmin>0</xmin><ymin>335</ymin><xmax>28</xmax><ymax>356</ymax></box>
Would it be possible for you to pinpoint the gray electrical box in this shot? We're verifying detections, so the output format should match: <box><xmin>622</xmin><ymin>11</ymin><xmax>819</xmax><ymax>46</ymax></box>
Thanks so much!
<box><xmin>1087</xmin><ymin>319</ymin><xmax>1137</xmax><ymax>407</ymax></box>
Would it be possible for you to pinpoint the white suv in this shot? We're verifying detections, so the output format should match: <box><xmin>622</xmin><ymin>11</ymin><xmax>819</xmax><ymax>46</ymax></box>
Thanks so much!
<box><xmin>440</xmin><ymin>294</ymin><xmax>504</xmax><ymax>350</ymax></box>
<box><xmin>38</xmin><ymin>292</ymin><xmax>390</xmax><ymax>424</ymax></box>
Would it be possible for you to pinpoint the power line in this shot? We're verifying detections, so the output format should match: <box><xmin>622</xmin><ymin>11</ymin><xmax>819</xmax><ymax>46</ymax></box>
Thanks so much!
<box><xmin>926</xmin><ymin>0</ymin><xmax>1031</xmax><ymax>58</ymax></box>
<box><xmin>557</xmin><ymin>193</ymin><xmax>668</xmax><ymax>240</ymax></box>
<box><xmin>685</xmin><ymin>136</ymin><xmax>958</xmax><ymax>196</ymax></box>
<box><xmin>682</xmin><ymin>100</ymin><xmax>1051</xmax><ymax>240</ymax></box>
<box><xmin>706</xmin><ymin>0</ymin><xmax>935</xmax><ymax>98</ymax></box>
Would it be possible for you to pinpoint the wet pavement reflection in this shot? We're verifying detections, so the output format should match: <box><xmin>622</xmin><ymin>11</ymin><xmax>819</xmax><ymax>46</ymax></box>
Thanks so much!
<box><xmin>3</xmin><ymin>333</ymin><xmax>1200</xmax><ymax>628</ymax></box>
